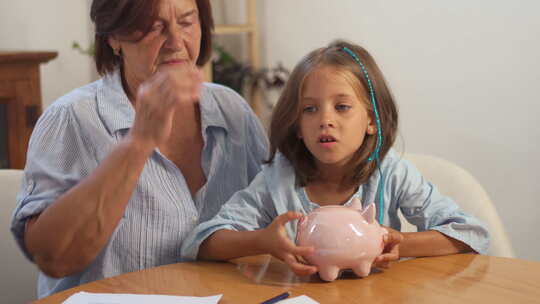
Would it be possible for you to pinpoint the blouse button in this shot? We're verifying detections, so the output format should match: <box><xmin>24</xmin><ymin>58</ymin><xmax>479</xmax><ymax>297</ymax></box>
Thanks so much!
<box><xmin>27</xmin><ymin>180</ymin><xmax>34</xmax><ymax>192</ymax></box>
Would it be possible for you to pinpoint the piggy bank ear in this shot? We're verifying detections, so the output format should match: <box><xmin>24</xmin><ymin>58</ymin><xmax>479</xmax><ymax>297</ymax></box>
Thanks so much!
<box><xmin>361</xmin><ymin>203</ymin><xmax>376</xmax><ymax>224</ymax></box>
<box><xmin>350</xmin><ymin>197</ymin><xmax>363</xmax><ymax>210</ymax></box>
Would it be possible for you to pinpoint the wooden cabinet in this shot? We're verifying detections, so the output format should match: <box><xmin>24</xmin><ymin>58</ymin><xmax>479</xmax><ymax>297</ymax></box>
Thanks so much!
<box><xmin>0</xmin><ymin>51</ymin><xmax>57</xmax><ymax>169</ymax></box>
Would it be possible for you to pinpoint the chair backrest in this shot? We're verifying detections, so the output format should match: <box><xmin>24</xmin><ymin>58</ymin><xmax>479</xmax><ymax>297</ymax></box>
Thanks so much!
<box><xmin>399</xmin><ymin>153</ymin><xmax>515</xmax><ymax>258</ymax></box>
<box><xmin>0</xmin><ymin>169</ymin><xmax>38</xmax><ymax>302</ymax></box>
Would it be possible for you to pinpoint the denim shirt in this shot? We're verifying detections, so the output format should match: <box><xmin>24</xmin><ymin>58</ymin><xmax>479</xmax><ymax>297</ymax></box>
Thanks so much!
<box><xmin>10</xmin><ymin>70</ymin><xmax>268</xmax><ymax>298</ymax></box>
<box><xmin>181</xmin><ymin>150</ymin><xmax>490</xmax><ymax>260</ymax></box>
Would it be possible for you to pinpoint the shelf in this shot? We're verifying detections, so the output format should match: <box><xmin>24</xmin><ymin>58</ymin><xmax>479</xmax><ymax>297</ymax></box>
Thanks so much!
<box><xmin>214</xmin><ymin>24</ymin><xmax>255</xmax><ymax>35</ymax></box>
<box><xmin>207</xmin><ymin>0</ymin><xmax>262</xmax><ymax>117</ymax></box>
<box><xmin>0</xmin><ymin>51</ymin><xmax>58</xmax><ymax>65</ymax></box>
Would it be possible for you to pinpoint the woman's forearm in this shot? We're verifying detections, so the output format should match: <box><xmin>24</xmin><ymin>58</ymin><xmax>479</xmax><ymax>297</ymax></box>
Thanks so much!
<box><xmin>399</xmin><ymin>230</ymin><xmax>473</xmax><ymax>258</ymax></box>
<box><xmin>198</xmin><ymin>229</ymin><xmax>266</xmax><ymax>261</ymax></box>
<box><xmin>25</xmin><ymin>135</ymin><xmax>154</xmax><ymax>278</ymax></box>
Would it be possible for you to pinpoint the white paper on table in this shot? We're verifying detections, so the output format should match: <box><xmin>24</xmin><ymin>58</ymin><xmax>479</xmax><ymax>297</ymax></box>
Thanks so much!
<box><xmin>277</xmin><ymin>295</ymin><xmax>319</xmax><ymax>304</ymax></box>
<box><xmin>62</xmin><ymin>292</ymin><xmax>222</xmax><ymax>304</ymax></box>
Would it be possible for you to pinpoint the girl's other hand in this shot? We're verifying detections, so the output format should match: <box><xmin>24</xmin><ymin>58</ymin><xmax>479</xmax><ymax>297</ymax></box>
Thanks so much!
<box><xmin>373</xmin><ymin>226</ymin><xmax>403</xmax><ymax>269</ymax></box>
<box><xmin>259</xmin><ymin>211</ymin><xmax>318</xmax><ymax>276</ymax></box>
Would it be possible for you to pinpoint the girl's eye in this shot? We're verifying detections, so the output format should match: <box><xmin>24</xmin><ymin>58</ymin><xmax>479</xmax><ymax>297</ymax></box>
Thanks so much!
<box><xmin>303</xmin><ymin>105</ymin><xmax>317</xmax><ymax>113</ymax></box>
<box><xmin>336</xmin><ymin>104</ymin><xmax>351</xmax><ymax>112</ymax></box>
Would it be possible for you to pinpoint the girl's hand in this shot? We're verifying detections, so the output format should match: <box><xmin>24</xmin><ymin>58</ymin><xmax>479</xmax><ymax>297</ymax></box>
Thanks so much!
<box><xmin>373</xmin><ymin>226</ymin><xmax>404</xmax><ymax>269</ymax></box>
<box><xmin>259</xmin><ymin>211</ymin><xmax>318</xmax><ymax>276</ymax></box>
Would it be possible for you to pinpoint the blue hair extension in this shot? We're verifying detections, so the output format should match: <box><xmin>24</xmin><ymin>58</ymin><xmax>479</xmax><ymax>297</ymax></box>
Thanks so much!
<box><xmin>341</xmin><ymin>47</ymin><xmax>383</xmax><ymax>161</ymax></box>
<box><xmin>342</xmin><ymin>46</ymin><xmax>385</xmax><ymax>224</ymax></box>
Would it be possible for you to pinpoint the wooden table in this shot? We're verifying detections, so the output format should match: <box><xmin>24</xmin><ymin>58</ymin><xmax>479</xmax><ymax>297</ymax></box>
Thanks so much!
<box><xmin>33</xmin><ymin>254</ymin><xmax>540</xmax><ymax>304</ymax></box>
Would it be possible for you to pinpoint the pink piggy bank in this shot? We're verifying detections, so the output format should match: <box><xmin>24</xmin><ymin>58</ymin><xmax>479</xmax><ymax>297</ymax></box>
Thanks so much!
<box><xmin>296</xmin><ymin>198</ymin><xmax>387</xmax><ymax>281</ymax></box>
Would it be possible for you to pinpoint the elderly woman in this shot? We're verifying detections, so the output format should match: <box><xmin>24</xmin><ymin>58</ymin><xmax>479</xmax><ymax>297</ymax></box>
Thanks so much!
<box><xmin>10</xmin><ymin>0</ymin><xmax>267</xmax><ymax>298</ymax></box>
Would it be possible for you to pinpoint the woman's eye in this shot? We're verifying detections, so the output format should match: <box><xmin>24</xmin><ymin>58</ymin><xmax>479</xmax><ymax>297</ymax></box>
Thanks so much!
<box><xmin>151</xmin><ymin>23</ymin><xmax>164</xmax><ymax>32</ymax></box>
<box><xmin>336</xmin><ymin>104</ymin><xmax>351</xmax><ymax>112</ymax></box>
<box><xmin>179</xmin><ymin>16</ymin><xmax>196</xmax><ymax>28</ymax></box>
<box><xmin>179</xmin><ymin>21</ymin><xmax>193</xmax><ymax>27</ymax></box>
<box><xmin>303</xmin><ymin>106</ymin><xmax>316</xmax><ymax>113</ymax></box>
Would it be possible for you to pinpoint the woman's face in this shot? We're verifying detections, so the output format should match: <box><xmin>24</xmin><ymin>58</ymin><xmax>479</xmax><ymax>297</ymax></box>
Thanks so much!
<box><xmin>108</xmin><ymin>0</ymin><xmax>202</xmax><ymax>96</ymax></box>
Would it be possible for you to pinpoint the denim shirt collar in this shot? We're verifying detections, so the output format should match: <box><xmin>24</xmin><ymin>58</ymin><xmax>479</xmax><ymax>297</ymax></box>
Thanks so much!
<box><xmin>199</xmin><ymin>84</ymin><xmax>228</xmax><ymax>133</ymax></box>
<box><xmin>97</xmin><ymin>69</ymin><xmax>134</xmax><ymax>135</ymax></box>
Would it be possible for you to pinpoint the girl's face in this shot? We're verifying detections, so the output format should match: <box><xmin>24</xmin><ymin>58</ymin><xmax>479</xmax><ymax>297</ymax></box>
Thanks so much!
<box><xmin>298</xmin><ymin>65</ymin><xmax>376</xmax><ymax>172</ymax></box>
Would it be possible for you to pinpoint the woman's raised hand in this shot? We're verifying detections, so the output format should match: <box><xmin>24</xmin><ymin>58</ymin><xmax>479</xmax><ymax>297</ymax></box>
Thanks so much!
<box><xmin>258</xmin><ymin>211</ymin><xmax>318</xmax><ymax>276</ymax></box>
<box><xmin>129</xmin><ymin>64</ymin><xmax>203</xmax><ymax>150</ymax></box>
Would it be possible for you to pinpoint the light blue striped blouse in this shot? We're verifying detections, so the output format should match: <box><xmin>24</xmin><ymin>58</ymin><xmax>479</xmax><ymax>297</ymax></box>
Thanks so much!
<box><xmin>181</xmin><ymin>150</ymin><xmax>490</xmax><ymax>260</ymax></box>
<box><xmin>10</xmin><ymin>70</ymin><xmax>269</xmax><ymax>299</ymax></box>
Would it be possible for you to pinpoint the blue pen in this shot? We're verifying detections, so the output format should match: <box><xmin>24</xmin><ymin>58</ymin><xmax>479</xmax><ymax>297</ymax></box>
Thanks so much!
<box><xmin>260</xmin><ymin>291</ymin><xmax>290</xmax><ymax>304</ymax></box>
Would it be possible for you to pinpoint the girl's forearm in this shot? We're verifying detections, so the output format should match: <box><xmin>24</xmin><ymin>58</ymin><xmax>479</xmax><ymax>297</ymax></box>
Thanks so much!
<box><xmin>198</xmin><ymin>229</ymin><xmax>267</xmax><ymax>261</ymax></box>
<box><xmin>399</xmin><ymin>230</ymin><xmax>473</xmax><ymax>257</ymax></box>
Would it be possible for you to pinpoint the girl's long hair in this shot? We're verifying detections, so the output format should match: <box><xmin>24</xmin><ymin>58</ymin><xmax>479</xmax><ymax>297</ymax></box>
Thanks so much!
<box><xmin>267</xmin><ymin>40</ymin><xmax>399</xmax><ymax>187</ymax></box>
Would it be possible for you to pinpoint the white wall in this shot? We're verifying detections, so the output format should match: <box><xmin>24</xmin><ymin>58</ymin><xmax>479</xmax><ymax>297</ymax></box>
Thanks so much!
<box><xmin>0</xmin><ymin>0</ymin><xmax>95</xmax><ymax>108</ymax></box>
<box><xmin>2</xmin><ymin>0</ymin><xmax>538</xmax><ymax>265</ymax></box>
<box><xmin>260</xmin><ymin>0</ymin><xmax>540</xmax><ymax>261</ymax></box>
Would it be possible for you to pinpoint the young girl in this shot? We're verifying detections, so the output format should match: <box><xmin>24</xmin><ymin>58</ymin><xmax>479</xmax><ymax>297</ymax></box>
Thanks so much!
<box><xmin>181</xmin><ymin>40</ymin><xmax>489</xmax><ymax>276</ymax></box>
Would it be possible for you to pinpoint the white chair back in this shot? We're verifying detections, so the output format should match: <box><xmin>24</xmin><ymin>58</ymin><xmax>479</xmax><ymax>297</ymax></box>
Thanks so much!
<box><xmin>0</xmin><ymin>169</ymin><xmax>38</xmax><ymax>302</ymax></box>
<box><xmin>400</xmin><ymin>153</ymin><xmax>515</xmax><ymax>258</ymax></box>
